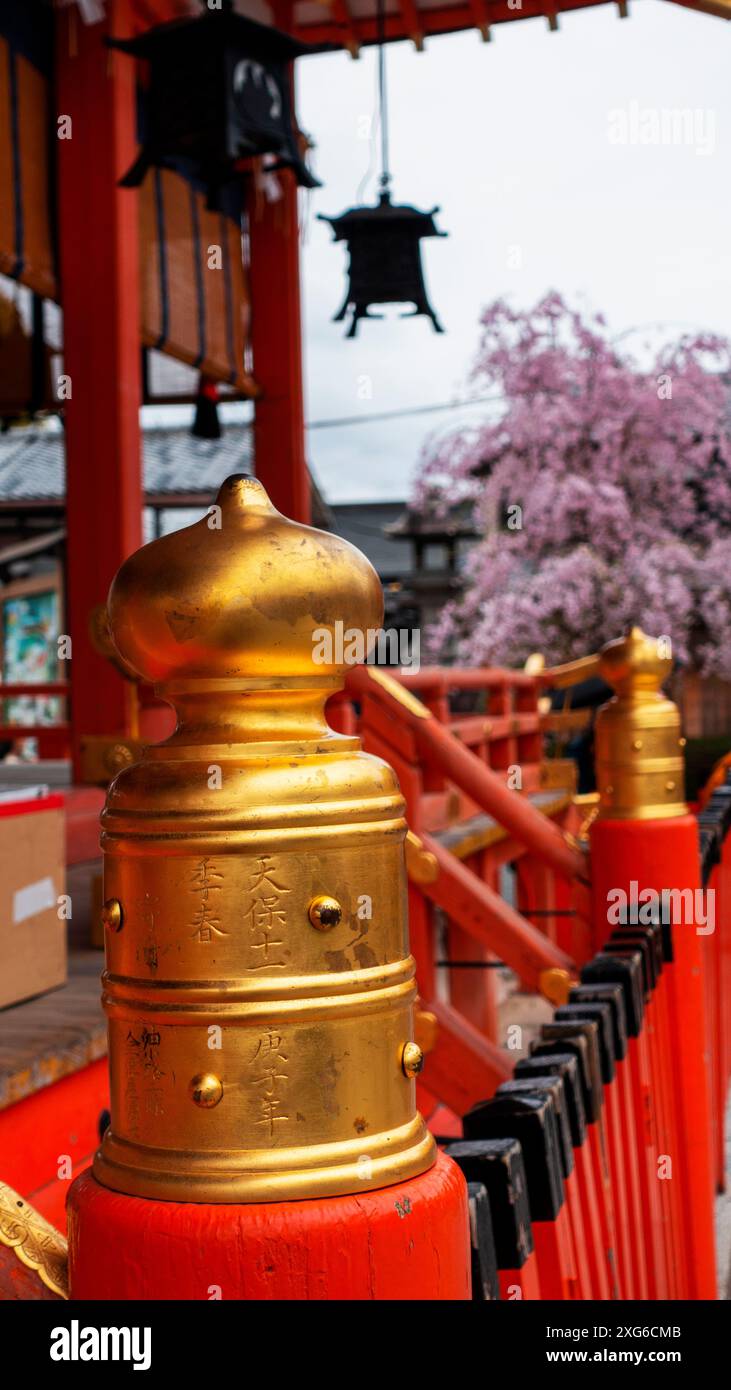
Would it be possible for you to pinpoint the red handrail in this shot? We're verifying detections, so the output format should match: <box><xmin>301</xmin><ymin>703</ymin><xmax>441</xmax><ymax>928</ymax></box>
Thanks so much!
<box><xmin>346</xmin><ymin>664</ymin><xmax>586</xmax><ymax>883</ymax></box>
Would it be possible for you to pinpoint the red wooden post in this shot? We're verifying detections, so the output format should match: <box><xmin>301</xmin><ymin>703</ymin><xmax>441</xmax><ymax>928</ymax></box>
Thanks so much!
<box><xmin>625</xmin><ymin>1021</ymin><xmax>670</xmax><ymax>1298</ymax></box>
<box><xmin>573</xmin><ymin>1139</ymin><xmax>611</xmax><ymax>1298</ymax></box>
<box><xmin>592</xmin><ymin>817</ymin><xmax>717</xmax><ymax>1299</ymax></box>
<box><xmin>247</xmin><ymin>162</ymin><xmax>310</xmax><ymax>524</ymax></box>
<box><xmin>446</xmin><ymin>851</ymin><xmax>499</xmax><ymax>1038</ymax></box>
<box><xmin>585</xmin><ymin>627</ymin><xmax>717</xmax><ymax>1298</ymax></box>
<box><xmin>444</xmin><ymin>1138</ymin><xmax>543</xmax><ymax>1301</ymax></box>
<box><xmin>55</xmin><ymin>2</ymin><xmax>143</xmax><ymax>779</ymax></box>
<box><xmin>463</xmin><ymin>1092</ymin><xmax>580</xmax><ymax>1300</ymax></box>
<box><xmin>68</xmin><ymin>1154</ymin><xmax>470</xmax><ymax>1300</ymax></box>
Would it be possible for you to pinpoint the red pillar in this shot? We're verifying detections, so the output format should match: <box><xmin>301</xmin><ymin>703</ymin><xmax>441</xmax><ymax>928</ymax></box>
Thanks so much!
<box><xmin>247</xmin><ymin>162</ymin><xmax>310</xmax><ymax>524</ymax></box>
<box><xmin>590</xmin><ymin>816</ymin><xmax>717</xmax><ymax>1299</ymax></box>
<box><xmin>67</xmin><ymin>1154</ymin><xmax>470</xmax><ymax>1301</ymax></box>
<box><xmin>55</xmin><ymin>1</ymin><xmax>143</xmax><ymax>779</ymax></box>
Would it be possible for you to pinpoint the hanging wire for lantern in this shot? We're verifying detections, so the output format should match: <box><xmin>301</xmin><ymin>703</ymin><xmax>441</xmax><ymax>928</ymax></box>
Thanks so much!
<box><xmin>319</xmin><ymin>0</ymin><xmax>447</xmax><ymax>337</ymax></box>
<box><xmin>377</xmin><ymin>0</ymin><xmax>390</xmax><ymax>201</ymax></box>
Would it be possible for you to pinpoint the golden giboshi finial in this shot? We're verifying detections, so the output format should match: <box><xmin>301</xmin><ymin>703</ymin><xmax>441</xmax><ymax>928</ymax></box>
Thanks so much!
<box><xmin>107</xmin><ymin>473</ymin><xmax>384</xmax><ymax>684</ymax></box>
<box><xmin>94</xmin><ymin>475</ymin><xmax>435</xmax><ymax>1204</ymax></box>
<box><xmin>595</xmin><ymin>626</ymin><xmax>686</xmax><ymax>821</ymax></box>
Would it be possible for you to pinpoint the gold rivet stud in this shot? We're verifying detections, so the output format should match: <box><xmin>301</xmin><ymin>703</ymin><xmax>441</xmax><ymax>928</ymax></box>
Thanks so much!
<box><xmin>401</xmin><ymin>1041</ymin><xmax>424</xmax><ymax>1079</ymax></box>
<box><xmin>308</xmin><ymin>895</ymin><xmax>342</xmax><ymax>930</ymax></box>
<box><xmin>679</xmin><ymin>737</ymin><xmax>687</xmax><ymax>748</ymax></box>
<box><xmin>189</xmin><ymin>1073</ymin><xmax>223</xmax><ymax>1108</ymax></box>
<box><xmin>101</xmin><ymin>898</ymin><xmax>123</xmax><ymax>933</ymax></box>
<box><xmin>105</xmin><ymin>743</ymin><xmax>135</xmax><ymax>774</ymax></box>
<box><xmin>666</xmin><ymin>780</ymin><xmax>676</xmax><ymax>793</ymax></box>
<box><xmin>632</xmin><ymin>739</ymin><xmax>643</xmax><ymax>751</ymax></box>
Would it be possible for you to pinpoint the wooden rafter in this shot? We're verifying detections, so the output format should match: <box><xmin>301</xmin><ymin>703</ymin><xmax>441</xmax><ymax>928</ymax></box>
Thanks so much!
<box><xmin>131</xmin><ymin>0</ymin><xmax>731</xmax><ymax>49</ymax></box>
<box><xmin>319</xmin><ymin>0</ymin><xmax>362</xmax><ymax>55</ymax></box>
<box><xmin>293</xmin><ymin>0</ymin><xmax>612</xmax><ymax>49</ymax></box>
<box><xmin>290</xmin><ymin>0</ymin><xmax>731</xmax><ymax>49</ymax></box>
<box><xmin>467</xmin><ymin>0</ymin><xmax>491</xmax><ymax>41</ymax></box>
<box><xmin>397</xmin><ymin>0</ymin><xmax>426</xmax><ymax>50</ymax></box>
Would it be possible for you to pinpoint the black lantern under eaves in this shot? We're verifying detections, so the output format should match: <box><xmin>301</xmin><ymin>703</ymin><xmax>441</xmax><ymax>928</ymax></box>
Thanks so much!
<box><xmin>108</xmin><ymin>4</ymin><xmax>322</xmax><ymax>207</ymax></box>
<box><xmin>319</xmin><ymin>193</ymin><xmax>447</xmax><ymax>338</ymax></box>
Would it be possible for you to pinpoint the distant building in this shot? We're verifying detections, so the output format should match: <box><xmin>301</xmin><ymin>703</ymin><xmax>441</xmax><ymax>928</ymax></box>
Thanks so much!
<box><xmin>0</xmin><ymin>419</ymin><xmax>331</xmax><ymax>572</ymax></box>
<box><xmin>0</xmin><ymin>423</ymin><xmax>477</xmax><ymax>680</ymax></box>
<box><xmin>330</xmin><ymin>500</ymin><xmax>478</xmax><ymax>640</ymax></box>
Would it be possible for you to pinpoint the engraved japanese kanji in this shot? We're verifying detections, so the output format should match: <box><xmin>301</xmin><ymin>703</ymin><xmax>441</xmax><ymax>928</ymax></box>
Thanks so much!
<box><xmin>245</xmin><ymin>855</ymin><xmax>289</xmax><ymax>968</ymax></box>
<box><xmin>190</xmin><ymin>857</ymin><xmax>227</xmax><ymax>943</ymax></box>
<box><xmin>250</xmin><ymin>1028</ymin><xmax>289</xmax><ymax>1139</ymax></box>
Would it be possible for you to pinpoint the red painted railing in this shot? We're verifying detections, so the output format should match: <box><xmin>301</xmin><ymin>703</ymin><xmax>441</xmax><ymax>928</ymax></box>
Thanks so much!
<box><xmin>334</xmin><ymin>659</ymin><xmax>726</xmax><ymax>1300</ymax></box>
<box><xmin>2</xmin><ymin>654</ymin><xmax>727</xmax><ymax>1299</ymax></box>
<box><xmin>332</xmin><ymin>664</ymin><xmax>590</xmax><ymax>1115</ymax></box>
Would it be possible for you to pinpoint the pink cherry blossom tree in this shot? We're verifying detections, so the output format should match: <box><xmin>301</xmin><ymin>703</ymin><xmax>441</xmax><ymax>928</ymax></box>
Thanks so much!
<box><xmin>413</xmin><ymin>293</ymin><xmax>731</xmax><ymax>674</ymax></box>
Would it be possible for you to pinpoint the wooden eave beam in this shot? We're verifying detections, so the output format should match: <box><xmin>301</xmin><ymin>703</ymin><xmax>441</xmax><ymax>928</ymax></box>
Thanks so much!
<box><xmin>292</xmin><ymin>0</ymin><xmax>611</xmax><ymax>49</ymax></box>
<box><xmin>468</xmin><ymin>0</ymin><xmax>492</xmax><ymax>41</ymax></box>
<box><xmin>319</xmin><ymin>0</ymin><xmax>362</xmax><ymax>56</ymax></box>
<box><xmin>667</xmin><ymin>0</ymin><xmax>731</xmax><ymax>16</ymax></box>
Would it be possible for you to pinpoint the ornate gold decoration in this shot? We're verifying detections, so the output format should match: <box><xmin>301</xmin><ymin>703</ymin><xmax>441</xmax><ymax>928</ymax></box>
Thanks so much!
<box><xmin>101</xmin><ymin>898</ymin><xmax>123</xmax><ymax>933</ymax></box>
<box><xmin>79</xmin><ymin>733</ymin><xmax>147</xmax><ymax>785</ymax></box>
<box><xmin>307</xmin><ymin>895</ymin><xmax>342</xmax><ymax>930</ymax></box>
<box><xmin>543</xmin><ymin>649</ymin><xmax>601</xmax><ymax>689</ymax></box>
<box><xmin>401</xmin><ymin>1042</ymin><xmax>425</xmax><ymax>1078</ymax></box>
<box><xmin>94</xmin><ymin>475</ymin><xmax>435</xmax><ymax>1204</ymax></box>
<box><xmin>404</xmin><ymin>829</ymin><xmax>439</xmax><ymax>885</ymax></box>
<box><xmin>414</xmin><ymin>1007</ymin><xmax>438</xmax><ymax>1055</ymax></box>
<box><xmin>0</xmin><ymin>1182</ymin><xmax>68</xmax><ymax>1299</ymax></box>
<box><xmin>539</xmin><ymin>967</ymin><xmax>574</xmax><ymax>1007</ymax></box>
<box><xmin>574</xmin><ymin>793</ymin><xmax>600</xmax><ymax>842</ymax></box>
<box><xmin>189</xmin><ymin>1073</ymin><xmax>224</xmax><ymax>1108</ymax></box>
<box><xmin>594</xmin><ymin>627</ymin><xmax>686</xmax><ymax>820</ymax></box>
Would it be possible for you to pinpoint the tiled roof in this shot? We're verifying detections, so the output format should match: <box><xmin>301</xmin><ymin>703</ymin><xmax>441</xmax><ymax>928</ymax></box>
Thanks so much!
<box><xmin>0</xmin><ymin>424</ymin><xmax>254</xmax><ymax>501</ymax></box>
<box><xmin>385</xmin><ymin>501</ymin><xmax>479</xmax><ymax>539</ymax></box>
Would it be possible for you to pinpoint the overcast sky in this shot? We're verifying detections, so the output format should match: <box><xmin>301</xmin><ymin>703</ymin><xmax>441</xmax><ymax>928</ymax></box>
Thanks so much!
<box><xmin>294</xmin><ymin>0</ymin><xmax>731</xmax><ymax>504</ymax></box>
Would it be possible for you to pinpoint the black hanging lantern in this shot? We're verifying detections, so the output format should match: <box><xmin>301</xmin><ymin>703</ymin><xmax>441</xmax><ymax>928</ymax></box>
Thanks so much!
<box><xmin>319</xmin><ymin>195</ymin><xmax>446</xmax><ymax>338</ymax></box>
<box><xmin>318</xmin><ymin>0</ymin><xmax>447</xmax><ymax>337</ymax></box>
<box><xmin>108</xmin><ymin>0</ymin><xmax>321</xmax><ymax>208</ymax></box>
